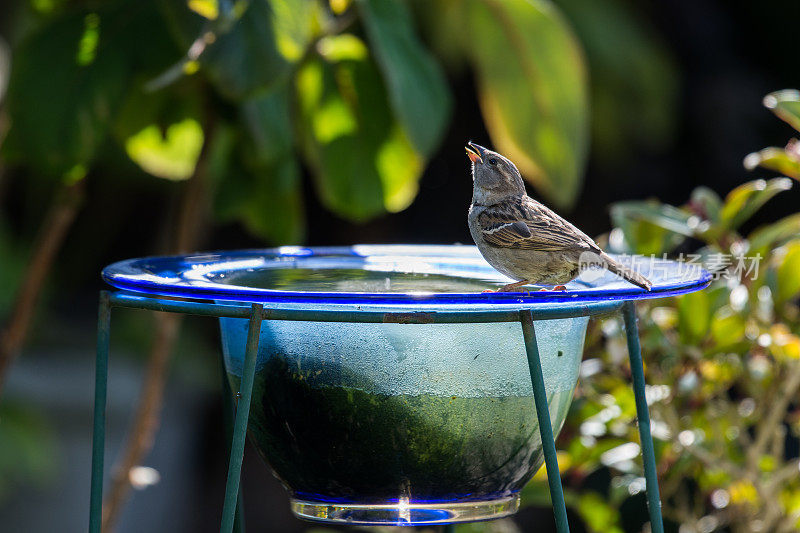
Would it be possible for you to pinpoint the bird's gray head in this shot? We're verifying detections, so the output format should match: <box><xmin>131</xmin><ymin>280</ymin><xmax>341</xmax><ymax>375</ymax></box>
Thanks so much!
<box><xmin>465</xmin><ymin>142</ymin><xmax>525</xmax><ymax>205</ymax></box>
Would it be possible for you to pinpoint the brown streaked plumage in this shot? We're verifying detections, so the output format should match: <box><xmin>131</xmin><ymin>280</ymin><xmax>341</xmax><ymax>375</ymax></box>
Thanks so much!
<box><xmin>465</xmin><ymin>141</ymin><xmax>652</xmax><ymax>292</ymax></box>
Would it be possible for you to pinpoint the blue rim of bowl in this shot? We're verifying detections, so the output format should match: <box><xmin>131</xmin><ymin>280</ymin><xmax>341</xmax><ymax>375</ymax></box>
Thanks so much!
<box><xmin>102</xmin><ymin>245</ymin><xmax>712</xmax><ymax>306</ymax></box>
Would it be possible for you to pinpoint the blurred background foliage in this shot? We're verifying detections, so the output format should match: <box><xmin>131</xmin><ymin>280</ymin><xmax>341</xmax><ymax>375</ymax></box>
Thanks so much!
<box><xmin>520</xmin><ymin>94</ymin><xmax>800</xmax><ymax>532</ymax></box>
<box><xmin>0</xmin><ymin>0</ymin><xmax>799</xmax><ymax>532</ymax></box>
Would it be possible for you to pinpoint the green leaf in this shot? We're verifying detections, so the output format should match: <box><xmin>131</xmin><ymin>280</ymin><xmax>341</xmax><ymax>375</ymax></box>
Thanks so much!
<box><xmin>465</xmin><ymin>0</ymin><xmax>589</xmax><ymax>208</ymax></box>
<box><xmin>777</xmin><ymin>240</ymin><xmax>800</xmax><ymax>304</ymax></box>
<box><xmin>609</xmin><ymin>200</ymin><xmax>692</xmax><ymax>254</ymax></box>
<box><xmin>744</xmin><ymin>147</ymin><xmax>800</xmax><ymax>180</ymax></box>
<box><xmin>552</xmin><ymin>0</ymin><xmax>678</xmax><ymax>162</ymax></box>
<box><xmin>678</xmin><ymin>289</ymin><xmax>710</xmax><ymax>344</ymax></box>
<box><xmin>240</xmin><ymin>89</ymin><xmax>305</xmax><ymax>243</ymax></box>
<box><xmin>414</xmin><ymin>0</ymin><xmax>469</xmax><ymax>72</ymax></box>
<box><xmin>719</xmin><ymin>178</ymin><xmax>793</xmax><ymax>232</ymax></box>
<box><xmin>574</xmin><ymin>491</ymin><xmax>623</xmax><ymax>533</ymax></box>
<box><xmin>296</xmin><ymin>49</ymin><xmax>423</xmax><ymax>221</ymax></box>
<box><xmin>113</xmin><ymin>76</ymin><xmax>206</xmax><ymax>180</ymax></box>
<box><xmin>611</xmin><ymin>201</ymin><xmax>696</xmax><ymax>236</ymax></box>
<box><xmin>4</xmin><ymin>9</ymin><xmax>129</xmax><ymax>176</ymax></box>
<box><xmin>237</xmin><ymin>161</ymin><xmax>305</xmax><ymax>244</ymax></box>
<box><xmin>710</xmin><ymin>306</ymin><xmax>745</xmax><ymax>348</ymax></box>
<box><xmin>357</xmin><ymin>0</ymin><xmax>452</xmax><ymax>157</ymax></box>
<box><xmin>159</xmin><ymin>0</ymin><xmax>315</xmax><ymax>100</ymax></box>
<box><xmin>212</xmin><ymin>89</ymin><xmax>306</xmax><ymax>244</ymax></box>
<box><xmin>748</xmin><ymin>213</ymin><xmax>800</xmax><ymax>258</ymax></box>
<box><xmin>690</xmin><ymin>186</ymin><xmax>722</xmax><ymax>224</ymax></box>
<box><xmin>201</xmin><ymin>0</ymin><xmax>290</xmax><ymax>99</ymax></box>
<box><xmin>241</xmin><ymin>86</ymin><xmax>294</xmax><ymax>164</ymax></box>
<box><xmin>763</xmin><ymin>89</ymin><xmax>800</xmax><ymax>132</ymax></box>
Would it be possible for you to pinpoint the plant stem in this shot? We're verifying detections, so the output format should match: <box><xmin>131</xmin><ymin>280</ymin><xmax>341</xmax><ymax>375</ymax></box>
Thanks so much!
<box><xmin>101</xmin><ymin>138</ymin><xmax>210</xmax><ymax>533</ymax></box>
<box><xmin>0</xmin><ymin>178</ymin><xmax>85</xmax><ymax>396</ymax></box>
<box><xmin>748</xmin><ymin>361</ymin><xmax>800</xmax><ymax>467</ymax></box>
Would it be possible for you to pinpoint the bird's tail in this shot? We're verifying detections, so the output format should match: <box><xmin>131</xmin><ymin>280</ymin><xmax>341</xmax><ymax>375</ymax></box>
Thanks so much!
<box><xmin>598</xmin><ymin>252</ymin><xmax>652</xmax><ymax>291</ymax></box>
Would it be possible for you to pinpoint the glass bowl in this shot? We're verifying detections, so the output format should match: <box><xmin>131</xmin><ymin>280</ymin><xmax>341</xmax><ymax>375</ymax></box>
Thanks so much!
<box><xmin>103</xmin><ymin>245</ymin><xmax>711</xmax><ymax>526</ymax></box>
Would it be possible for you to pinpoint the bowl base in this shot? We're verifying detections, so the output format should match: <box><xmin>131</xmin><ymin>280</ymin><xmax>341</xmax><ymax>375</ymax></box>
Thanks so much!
<box><xmin>290</xmin><ymin>494</ymin><xmax>519</xmax><ymax>526</ymax></box>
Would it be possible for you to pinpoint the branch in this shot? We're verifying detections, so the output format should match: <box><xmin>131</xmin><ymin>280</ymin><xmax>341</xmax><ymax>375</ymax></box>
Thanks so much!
<box><xmin>101</xmin><ymin>127</ymin><xmax>211</xmax><ymax>532</ymax></box>
<box><xmin>748</xmin><ymin>361</ymin><xmax>800</xmax><ymax>467</ymax></box>
<box><xmin>0</xmin><ymin>178</ymin><xmax>85</xmax><ymax>395</ymax></box>
<box><xmin>765</xmin><ymin>459</ymin><xmax>800</xmax><ymax>492</ymax></box>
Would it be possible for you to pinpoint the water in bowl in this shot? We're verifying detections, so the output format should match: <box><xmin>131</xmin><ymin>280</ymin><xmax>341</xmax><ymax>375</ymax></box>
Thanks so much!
<box><xmin>217</xmin><ymin>266</ymin><xmax>500</xmax><ymax>293</ymax></box>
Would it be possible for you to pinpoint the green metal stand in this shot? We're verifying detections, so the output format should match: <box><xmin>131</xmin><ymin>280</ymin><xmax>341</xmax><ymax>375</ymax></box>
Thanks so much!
<box><xmin>88</xmin><ymin>291</ymin><xmax>664</xmax><ymax>533</ymax></box>
<box><xmin>521</xmin><ymin>310</ymin><xmax>570</xmax><ymax>532</ymax></box>
<box><xmin>623</xmin><ymin>301</ymin><xmax>664</xmax><ymax>533</ymax></box>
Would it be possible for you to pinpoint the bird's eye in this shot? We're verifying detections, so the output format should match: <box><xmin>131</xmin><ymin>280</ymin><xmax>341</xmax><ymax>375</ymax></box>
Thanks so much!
<box><xmin>488</xmin><ymin>158</ymin><xmax>497</xmax><ymax>165</ymax></box>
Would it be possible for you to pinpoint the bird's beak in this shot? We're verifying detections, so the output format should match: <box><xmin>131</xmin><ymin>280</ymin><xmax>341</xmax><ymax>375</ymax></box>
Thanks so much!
<box><xmin>465</xmin><ymin>141</ymin><xmax>484</xmax><ymax>164</ymax></box>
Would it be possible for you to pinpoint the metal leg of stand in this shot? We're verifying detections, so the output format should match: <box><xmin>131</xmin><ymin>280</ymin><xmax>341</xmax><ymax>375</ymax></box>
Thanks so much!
<box><xmin>622</xmin><ymin>302</ymin><xmax>664</xmax><ymax>533</ymax></box>
<box><xmin>220</xmin><ymin>304</ymin><xmax>263</xmax><ymax>533</ymax></box>
<box><xmin>220</xmin><ymin>348</ymin><xmax>245</xmax><ymax>533</ymax></box>
<box><xmin>89</xmin><ymin>291</ymin><xmax>111</xmax><ymax>533</ymax></box>
<box><xmin>520</xmin><ymin>310</ymin><xmax>570</xmax><ymax>533</ymax></box>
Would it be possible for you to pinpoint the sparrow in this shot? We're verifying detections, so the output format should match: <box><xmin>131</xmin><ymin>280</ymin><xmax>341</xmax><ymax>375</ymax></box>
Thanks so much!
<box><xmin>465</xmin><ymin>142</ymin><xmax>652</xmax><ymax>292</ymax></box>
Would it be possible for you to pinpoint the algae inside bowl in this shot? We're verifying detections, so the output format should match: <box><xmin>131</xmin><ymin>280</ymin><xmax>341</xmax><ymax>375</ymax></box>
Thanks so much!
<box><xmin>217</xmin><ymin>262</ymin><xmax>587</xmax><ymax>523</ymax></box>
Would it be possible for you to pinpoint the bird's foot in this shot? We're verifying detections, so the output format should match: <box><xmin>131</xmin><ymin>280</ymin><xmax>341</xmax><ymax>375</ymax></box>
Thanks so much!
<box><xmin>495</xmin><ymin>280</ymin><xmax>531</xmax><ymax>292</ymax></box>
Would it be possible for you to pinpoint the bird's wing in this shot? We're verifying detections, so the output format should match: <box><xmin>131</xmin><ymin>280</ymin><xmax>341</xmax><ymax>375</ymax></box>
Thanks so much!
<box><xmin>478</xmin><ymin>196</ymin><xmax>598</xmax><ymax>252</ymax></box>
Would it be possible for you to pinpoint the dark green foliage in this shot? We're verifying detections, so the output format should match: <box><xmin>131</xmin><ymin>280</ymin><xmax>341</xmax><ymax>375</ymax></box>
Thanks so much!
<box><xmin>2</xmin><ymin>0</ymin><xmax>604</xmax><ymax>239</ymax></box>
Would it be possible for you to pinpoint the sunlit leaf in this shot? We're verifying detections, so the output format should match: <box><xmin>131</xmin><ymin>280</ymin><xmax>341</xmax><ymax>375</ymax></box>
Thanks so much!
<box><xmin>776</xmin><ymin>240</ymin><xmax>800</xmax><ymax>304</ymax></box>
<box><xmin>316</xmin><ymin>34</ymin><xmax>367</xmax><ymax>62</ymax></box>
<box><xmin>357</xmin><ymin>0</ymin><xmax>452</xmax><ymax>157</ymax></box>
<box><xmin>124</xmin><ymin>119</ymin><xmax>204</xmax><ymax>180</ymax></box>
<box><xmin>729</xmin><ymin>479</ymin><xmax>759</xmax><ymax>507</ymax></box>
<box><xmin>719</xmin><ymin>178</ymin><xmax>793</xmax><ymax>232</ymax></box>
<box><xmin>770</xmin><ymin>325</ymin><xmax>800</xmax><ymax>361</ymax></box>
<box><xmin>465</xmin><ymin>0</ymin><xmax>588</xmax><ymax>208</ymax></box>
<box><xmin>296</xmin><ymin>50</ymin><xmax>423</xmax><ymax>221</ymax></box>
<box><xmin>574</xmin><ymin>491</ymin><xmax>624</xmax><ymax>533</ymax></box>
<box><xmin>113</xmin><ymin>74</ymin><xmax>206</xmax><ymax>180</ymax></box>
<box><xmin>269</xmin><ymin>0</ymin><xmax>318</xmax><ymax>62</ymax></box>
<box><xmin>678</xmin><ymin>289</ymin><xmax>710</xmax><ymax>344</ymax></box>
<box><xmin>764</xmin><ymin>89</ymin><xmax>800</xmax><ymax>132</ymax></box>
<box><xmin>553</xmin><ymin>0</ymin><xmax>678</xmax><ymax>162</ymax></box>
<box><xmin>748</xmin><ymin>213</ymin><xmax>800</xmax><ymax>258</ymax></box>
<box><xmin>329</xmin><ymin>0</ymin><xmax>352</xmax><ymax>15</ymax></box>
<box><xmin>744</xmin><ymin>147</ymin><xmax>800</xmax><ymax>180</ymax></box>
<box><xmin>710</xmin><ymin>306</ymin><xmax>745</xmax><ymax>348</ymax></box>
<box><xmin>188</xmin><ymin>0</ymin><xmax>219</xmax><ymax>20</ymax></box>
